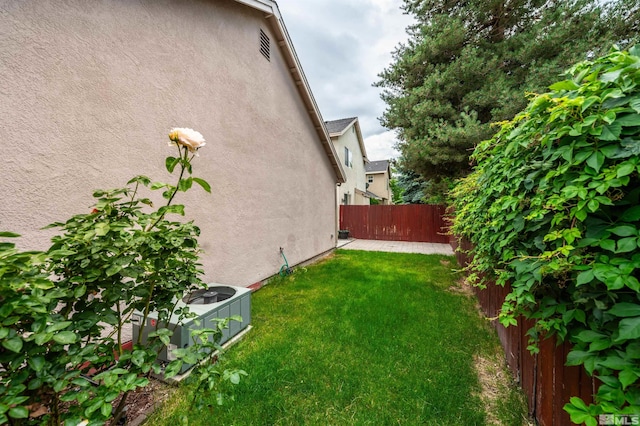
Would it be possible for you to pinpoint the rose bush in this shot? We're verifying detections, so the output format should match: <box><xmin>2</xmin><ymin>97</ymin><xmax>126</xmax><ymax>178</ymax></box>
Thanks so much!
<box><xmin>0</xmin><ymin>129</ymin><xmax>244</xmax><ymax>425</ymax></box>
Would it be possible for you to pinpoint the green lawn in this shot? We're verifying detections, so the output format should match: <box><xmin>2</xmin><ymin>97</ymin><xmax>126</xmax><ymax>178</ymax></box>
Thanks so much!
<box><xmin>148</xmin><ymin>250</ymin><xmax>527</xmax><ymax>425</ymax></box>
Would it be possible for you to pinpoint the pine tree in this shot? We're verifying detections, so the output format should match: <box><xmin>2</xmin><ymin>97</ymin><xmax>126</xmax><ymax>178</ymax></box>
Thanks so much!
<box><xmin>376</xmin><ymin>0</ymin><xmax>640</xmax><ymax>199</ymax></box>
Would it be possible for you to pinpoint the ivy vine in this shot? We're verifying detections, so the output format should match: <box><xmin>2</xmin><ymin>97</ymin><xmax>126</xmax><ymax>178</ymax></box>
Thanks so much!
<box><xmin>451</xmin><ymin>46</ymin><xmax>640</xmax><ymax>424</ymax></box>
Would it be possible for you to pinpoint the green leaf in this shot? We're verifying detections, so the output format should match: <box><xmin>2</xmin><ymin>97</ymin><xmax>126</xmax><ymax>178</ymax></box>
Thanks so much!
<box><xmin>609</xmin><ymin>225</ymin><xmax>637</xmax><ymax>237</ymax></box>
<box><xmin>101</xmin><ymin>402</ymin><xmax>112</xmax><ymax>418</ymax></box>
<box><xmin>84</xmin><ymin>398</ymin><xmax>104</xmax><ymax>417</ymax></box>
<box><xmin>575</xmin><ymin>330</ymin><xmax>607</xmax><ymax>343</ymax></box>
<box><xmin>46</xmin><ymin>321</ymin><xmax>72</xmax><ymax>333</ymax></box>
<box><xmin>616</xmin><ymin>162</ymin><xmax>636</xmax><ymax>178</ymax></box>
<box><xmin>229</xmin><ymin>371</ymin><xmax>241</xmax><ymax>385</ymax></box>
<box><xmin>2</xmin><ymin>337</ymin><xmax>23</xmax><ymax>353</ymax></box>
<box><xmin>127</xmin><ymin>175</ymin><xmax>151</xmax><ymax>186</ymax></box>
<box><xmin>601</xmin><ymin>68</ymin><xmax>624</xmax><ymax>83</ymax></box>
<box><xmin>609</xmin><ymin>303</ymin><xmax>640</xmax><ymax>317</ymax></box>
<box><xmin>150</xmin><ymin>181</ymin><xmax>169</xmax><ymax>190</ymax></box>
<box><xmin>178</xmin><ymin>177</ymin><xmax>193</xmax><ymax>192</ymax></box>
<box><xmin>192</xmin><ymin>177</ymin><xmax>211</xmax><ymax>193</ymax></box>
<box><xmin>8</xmin><ymin>407</ymin><xmax>28</xmax><ymax>419</ymax></box>
<box><xmin>34</xmin><ymin>332</ymin><xmax>54</xmax><ymax>345</ymax></box>
<box><xmin>616</xmin><ymin>113</ymin><xmax>640</xmax><ymax>127</ymax></box>
<box><xmin>622</xmin><ymin>206</ymin><xmax>640</xmax><ymax>222</ymax></box>
<box><xmin>131</xmin><ymin>350</ymin><xmax>145</xmax><ymax>367</ymax></box>
<box><xmin>581</xmin><ymin>96</ymin><xmax>600</xmax><ymax>112</ymax></box>
<box><xmin>159</xmin><ymin>204</ymin><xmax>185</xmax><ymax>216</ymax></box>
<box><xmin>564</xmin><ymin>397</ymin><xmax>594</xmax><ymax>425</ymax></box>
<box><xmin>164</xmin><ymin>361</ymin><xmax>183</xmax><ymax>379</ymax></box>
<box><xmin>617</xmin><ymin>316</ymin><xmax>640</xmax><ymax>341</ymax></box>
<box><xmin>576</xmin><ymin>270</ymin><xmax>594</xmax><ymax>286</ymax></box>
<box><xmin>0</xmin><ymin>232</ymin><xmax>20</xmax><ymax>238</ymax></box>
<box><xmin>600</xmin><ymin>144</ymin><xmax>620</xmax><ymax>158</ymax></box>
<box><xmin>566</xmin><ymin>350</ymin><xmax>592</xmax><ymax>366</ymax></box>
<box><xmin>586</xmin><ymin>151</ymin><xmax>605</xmax><ymax>172</ymax></box>
<box><xmin>74</xmin><ymin>284</ymin><xmax>87</xmax><ymax>298</ymax></box>
<box><xmin>619</xmin><ymin>369</ymin><xmax>639</xmax><ymax>389</ymax></box>
<box><xmin>95</xmin><ymin>222</ymin><xmax>110</xmax><ymax>236</ymax></box>
<box><xmin>550</xmin><ymin>80</ymin><xmax>579</xmax><ymax>91</ymax></box>
<box><xmin>166</xmin><ymin>156</ymin><xmax>180</xmax><ymax>173</ymax></box>
<box><xmin>599</xmin><ymin>122</ymin><xmax>623</xmax><ymax>141</ymax></box>
<box><xmin>28</xmin><ymin>356</ymin><xmax>46</xmax><ymax>372</ymax></box>
<box><xmin>53</xmin><ymin>331</ymin><xmax>77</xmax><ymax>345</ymax></box>
<box><xmin>600</xmin><ymin>239</ymin><xmax>616</xmax><ymax>252</ymax></box>
<box><xmin>617</xmin><ymin>237</ymin><xmax>637</xmax><ymax>253</ymax></box>
<box><xmin>106</xmin><ymin>264</ymin><xmax>121</xmax><ymax>277</ymax></box>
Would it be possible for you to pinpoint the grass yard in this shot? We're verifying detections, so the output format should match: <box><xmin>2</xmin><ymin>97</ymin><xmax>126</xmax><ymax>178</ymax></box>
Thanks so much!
<box><xmin>148</xmin><ymin>250</ymin><xmax>527</xmax><ymax>425</ymax></box>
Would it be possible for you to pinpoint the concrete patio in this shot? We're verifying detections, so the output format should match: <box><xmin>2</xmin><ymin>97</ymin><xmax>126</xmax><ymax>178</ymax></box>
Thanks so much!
<box><xmin>336</xmin><ymin>238</ymin><xmax>454</xmax><ymax>255</ymax></box>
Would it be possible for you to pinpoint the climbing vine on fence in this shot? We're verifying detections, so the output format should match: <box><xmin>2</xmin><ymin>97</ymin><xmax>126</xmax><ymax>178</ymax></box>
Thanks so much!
<box><xmin>451</xmin><ymin>46</ymin><xmax>640</xmax><ymax>424</ymax></box>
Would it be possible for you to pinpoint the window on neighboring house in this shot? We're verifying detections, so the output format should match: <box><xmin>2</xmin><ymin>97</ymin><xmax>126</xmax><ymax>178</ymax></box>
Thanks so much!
<box><xmin>344</xmin><ymin>147</ymin><xmax>353</xmax><ymax>168</ymax></box>
<box><xmin>342</xmin><ymin>193</ymin><xmax>350</xmax><ymax>205</ymax></box>
<box><xmin>367</xmin><ymin>175</ymin><xmax>374</xmax><ymax>183</ymax></box>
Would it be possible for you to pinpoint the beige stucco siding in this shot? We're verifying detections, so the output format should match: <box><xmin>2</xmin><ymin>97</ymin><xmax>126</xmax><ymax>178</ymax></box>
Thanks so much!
<box><xmin>331</xmin><ymin>127</ymin><xmax>368</xmax><ymax>205</ymax></box>
<box><xmin>0</xmin><ymin>0</ymin><xmax>338</xmax><ymax>286</ymax></box>
<box><xmin>367</xmin><ymin>172</ymin><xmax>393</xmax><ymax>204</ymax></box>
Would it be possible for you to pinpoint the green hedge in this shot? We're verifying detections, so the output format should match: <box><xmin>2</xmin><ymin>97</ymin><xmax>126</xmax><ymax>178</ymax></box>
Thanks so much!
<box><xmin>452</xmin><ymin>46</ymin><xmax>640</xmax><ymax>424</ymax></box>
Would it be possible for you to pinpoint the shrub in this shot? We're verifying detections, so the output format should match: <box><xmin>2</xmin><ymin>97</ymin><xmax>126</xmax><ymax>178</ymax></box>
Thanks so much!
<box><xmin>0</xmin><ymin>128</ymin><xmax>244</xmax><ymax>425</ymax></box>
<box><xmin>451</xmin><ymin>46</ymin><xmax>640</xmax><ymax>424</ymax></box>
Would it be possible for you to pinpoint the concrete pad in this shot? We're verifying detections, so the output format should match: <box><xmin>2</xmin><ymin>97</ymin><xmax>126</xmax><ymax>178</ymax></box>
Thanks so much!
<box><xmin>338</xmin><ymin>239</ymin><xmax>454</xmax><ymax>255</ymax></box>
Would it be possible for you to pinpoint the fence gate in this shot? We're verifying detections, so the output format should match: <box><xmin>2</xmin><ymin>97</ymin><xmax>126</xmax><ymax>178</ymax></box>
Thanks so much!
<box><xmin>339</xmin><ymin>205</ymin><xmax>449</xmax><ymax>243</ymax></box>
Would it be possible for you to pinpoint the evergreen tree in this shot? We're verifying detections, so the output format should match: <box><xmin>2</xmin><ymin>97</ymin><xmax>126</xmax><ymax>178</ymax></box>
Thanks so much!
<box><xmin>376</xmin><ymin>0</ymin><xmax>640</xmax><ymax>198</ymax></box>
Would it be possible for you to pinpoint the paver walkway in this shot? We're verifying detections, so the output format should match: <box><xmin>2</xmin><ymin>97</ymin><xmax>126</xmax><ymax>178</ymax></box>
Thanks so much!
<box><xmin>337</xmin><ymin>238</ymin><xmax>454</xmax><ymax>255</ymax></box>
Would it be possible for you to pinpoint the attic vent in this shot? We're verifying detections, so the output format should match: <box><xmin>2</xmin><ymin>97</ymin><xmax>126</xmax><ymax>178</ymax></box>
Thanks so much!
<box><xmin>259</xmin><ymin>29</ymin><xmax>270</xmax><ymax>61</ymax></box>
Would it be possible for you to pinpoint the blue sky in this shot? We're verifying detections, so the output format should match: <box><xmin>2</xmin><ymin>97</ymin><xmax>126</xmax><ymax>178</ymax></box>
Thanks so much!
<box><xmin>275</xmin><ymin>0</ymin><xmax>415</xmax><ymax>161</ymax></box>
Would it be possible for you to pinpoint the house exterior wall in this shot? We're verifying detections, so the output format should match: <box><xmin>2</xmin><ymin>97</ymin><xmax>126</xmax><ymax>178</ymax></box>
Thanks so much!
<box><xmin>0</xmin><ymin>0</ymin><xmax>339</xmax><ymax>286</ymax></box>
<box><xmin>367</xmin><ymin>171</ymin><xmax>393</xmax><ymax>204</ymax></box>
<box><xmin>331</xmin><ymin>127</ymin><xmax>368</xmax><ymax>206</ymax></box>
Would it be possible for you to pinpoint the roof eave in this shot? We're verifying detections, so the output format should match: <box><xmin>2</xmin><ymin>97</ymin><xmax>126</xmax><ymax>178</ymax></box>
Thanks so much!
<box><xmin>237</xmin><ymin>0</ymin><xmax>346</xmax><ymax>183</ymax></box>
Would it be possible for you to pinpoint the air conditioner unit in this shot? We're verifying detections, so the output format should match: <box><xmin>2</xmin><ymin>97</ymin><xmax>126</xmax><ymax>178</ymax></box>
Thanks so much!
<box><xmin>132</xmin><ymin>284</ymin><xmax>251</xmax><ymax>373</ymax></box>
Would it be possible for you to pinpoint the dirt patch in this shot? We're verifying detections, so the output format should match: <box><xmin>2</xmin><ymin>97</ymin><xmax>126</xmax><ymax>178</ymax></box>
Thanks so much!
<box><xmin>447</xmin><ymin>277</ymin><xmax>476</xmax><ymax>297</ymax></box>
<box><xmin>107</xmin><ymin>378</ymin><xmax>176</xmax><ymax>425</ymax></box>
<box><xmin>475</xmin><ymin>352</ymin><xmax>506</xmax><ymax>425</ymax></box>
<box><xmin>474</xmin><ymin>349</ymin><xmax>534</xmax><ymax>426</ymax></box>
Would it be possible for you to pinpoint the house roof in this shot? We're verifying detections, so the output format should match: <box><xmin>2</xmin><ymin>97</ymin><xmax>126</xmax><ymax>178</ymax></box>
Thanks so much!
<box><xmin>325</xmin><ymin>117</ymin><xmax>369</xmax><ymax>163</ymax></box>
<box><xmin>233</xmin><ymin>0</ymin><xmax>346</xmax><ymax>183</ymax></box>
<box><xmin>365</xmin><ymin>190</ymin><xmax>382</xmax><ymax>200</ymax></box>
<box><xmin>366</xmin><ymin>160</ymin><xmax>390</xmax><ymax>174</ymax></box>
<box><xmin>325</xmin><ymin>117</ymin><xmax>357</xmax><ymax>135</ymax></box>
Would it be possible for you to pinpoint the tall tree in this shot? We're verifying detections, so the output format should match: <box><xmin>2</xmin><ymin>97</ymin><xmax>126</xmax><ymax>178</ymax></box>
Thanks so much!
<box><xmin>376</xmin><ymin>0</ymin><xmax>640</xmax><ymax>198</ymax></box>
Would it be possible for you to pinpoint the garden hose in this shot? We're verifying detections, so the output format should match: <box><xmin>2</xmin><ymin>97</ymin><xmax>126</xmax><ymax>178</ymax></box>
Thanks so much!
<box><xmin>279</xmin><ymin>247</ymin><xmax>293</xmax><ymax>276</ymax></box>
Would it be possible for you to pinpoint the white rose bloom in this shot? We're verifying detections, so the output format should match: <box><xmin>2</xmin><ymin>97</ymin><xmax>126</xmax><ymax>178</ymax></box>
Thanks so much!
<box><xmin>168</xmin><ymin>128</ymin><xmax>206</xmax><ymax>152</ymax></box>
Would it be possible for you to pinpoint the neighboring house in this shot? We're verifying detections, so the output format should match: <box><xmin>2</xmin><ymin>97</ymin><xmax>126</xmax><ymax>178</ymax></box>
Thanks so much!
<box><xmin>325</xmin><ymin>117</ymin><xmax>370</xmax><ymax>206</ymax></box>
<box><xmin>0</xmin><ymin>0</ymin><xmax>346</xmax><ymax>287</ymax></box>
<box><xmin>365</xmin><ymin>160</ymin><xmax>393</xmax><ymax>205</ymax></box>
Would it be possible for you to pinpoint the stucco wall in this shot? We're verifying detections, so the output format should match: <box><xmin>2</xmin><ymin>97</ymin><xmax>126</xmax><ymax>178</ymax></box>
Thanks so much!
<box><xmin>368</xmin><ymin>172</ymin><xmax>392</xmax><ymax>204</ymax></box>
<box><xmin>0</xmin><ymin>0</ymin><xmax>339</xmax><ymax>286</ymax></box>
<box><xmin>331</xmin><ymin>127</ymin><xmax>368</xmax><ymax>205</ymax></box>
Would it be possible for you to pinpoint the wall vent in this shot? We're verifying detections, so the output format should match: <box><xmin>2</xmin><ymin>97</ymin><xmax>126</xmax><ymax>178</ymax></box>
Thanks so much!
<box><xmin>259</xmin><ymin>29</ymin><xmax>270</xmax><ymax>61</ymax></box>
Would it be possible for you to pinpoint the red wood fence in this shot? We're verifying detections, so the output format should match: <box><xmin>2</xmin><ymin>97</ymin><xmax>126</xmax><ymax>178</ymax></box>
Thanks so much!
<box><xmin>451</xmin><ymin>236</ymin><xmax>596</xmax><ymax>426</ymax></box>
<box><xmin>339</xmin><ymin>205</ymin><xmax>449</xmax><ymax>243</ymax></box>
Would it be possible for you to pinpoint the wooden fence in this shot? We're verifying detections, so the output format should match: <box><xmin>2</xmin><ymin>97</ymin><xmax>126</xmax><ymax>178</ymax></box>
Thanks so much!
<box><xmin>339</xmin><ymin>204</ymin><xmax>449</xmax><ymax>243</ymax></box>
<box><xmin>451</xmin><ymin>236</ymin><xmax>596</xmax><ymax>426</ymax></box>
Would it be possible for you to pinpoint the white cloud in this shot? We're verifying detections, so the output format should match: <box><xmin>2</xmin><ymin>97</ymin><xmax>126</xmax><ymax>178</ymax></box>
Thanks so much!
<box><xmin>364</xmin><ymin>130</ymin><xmax>400</xmax><ymax>161</ymax></box>
<box><xmin>276</xmin><ymin>0</ymin><xmax>414</xmax><ymax>150</ymax></box>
